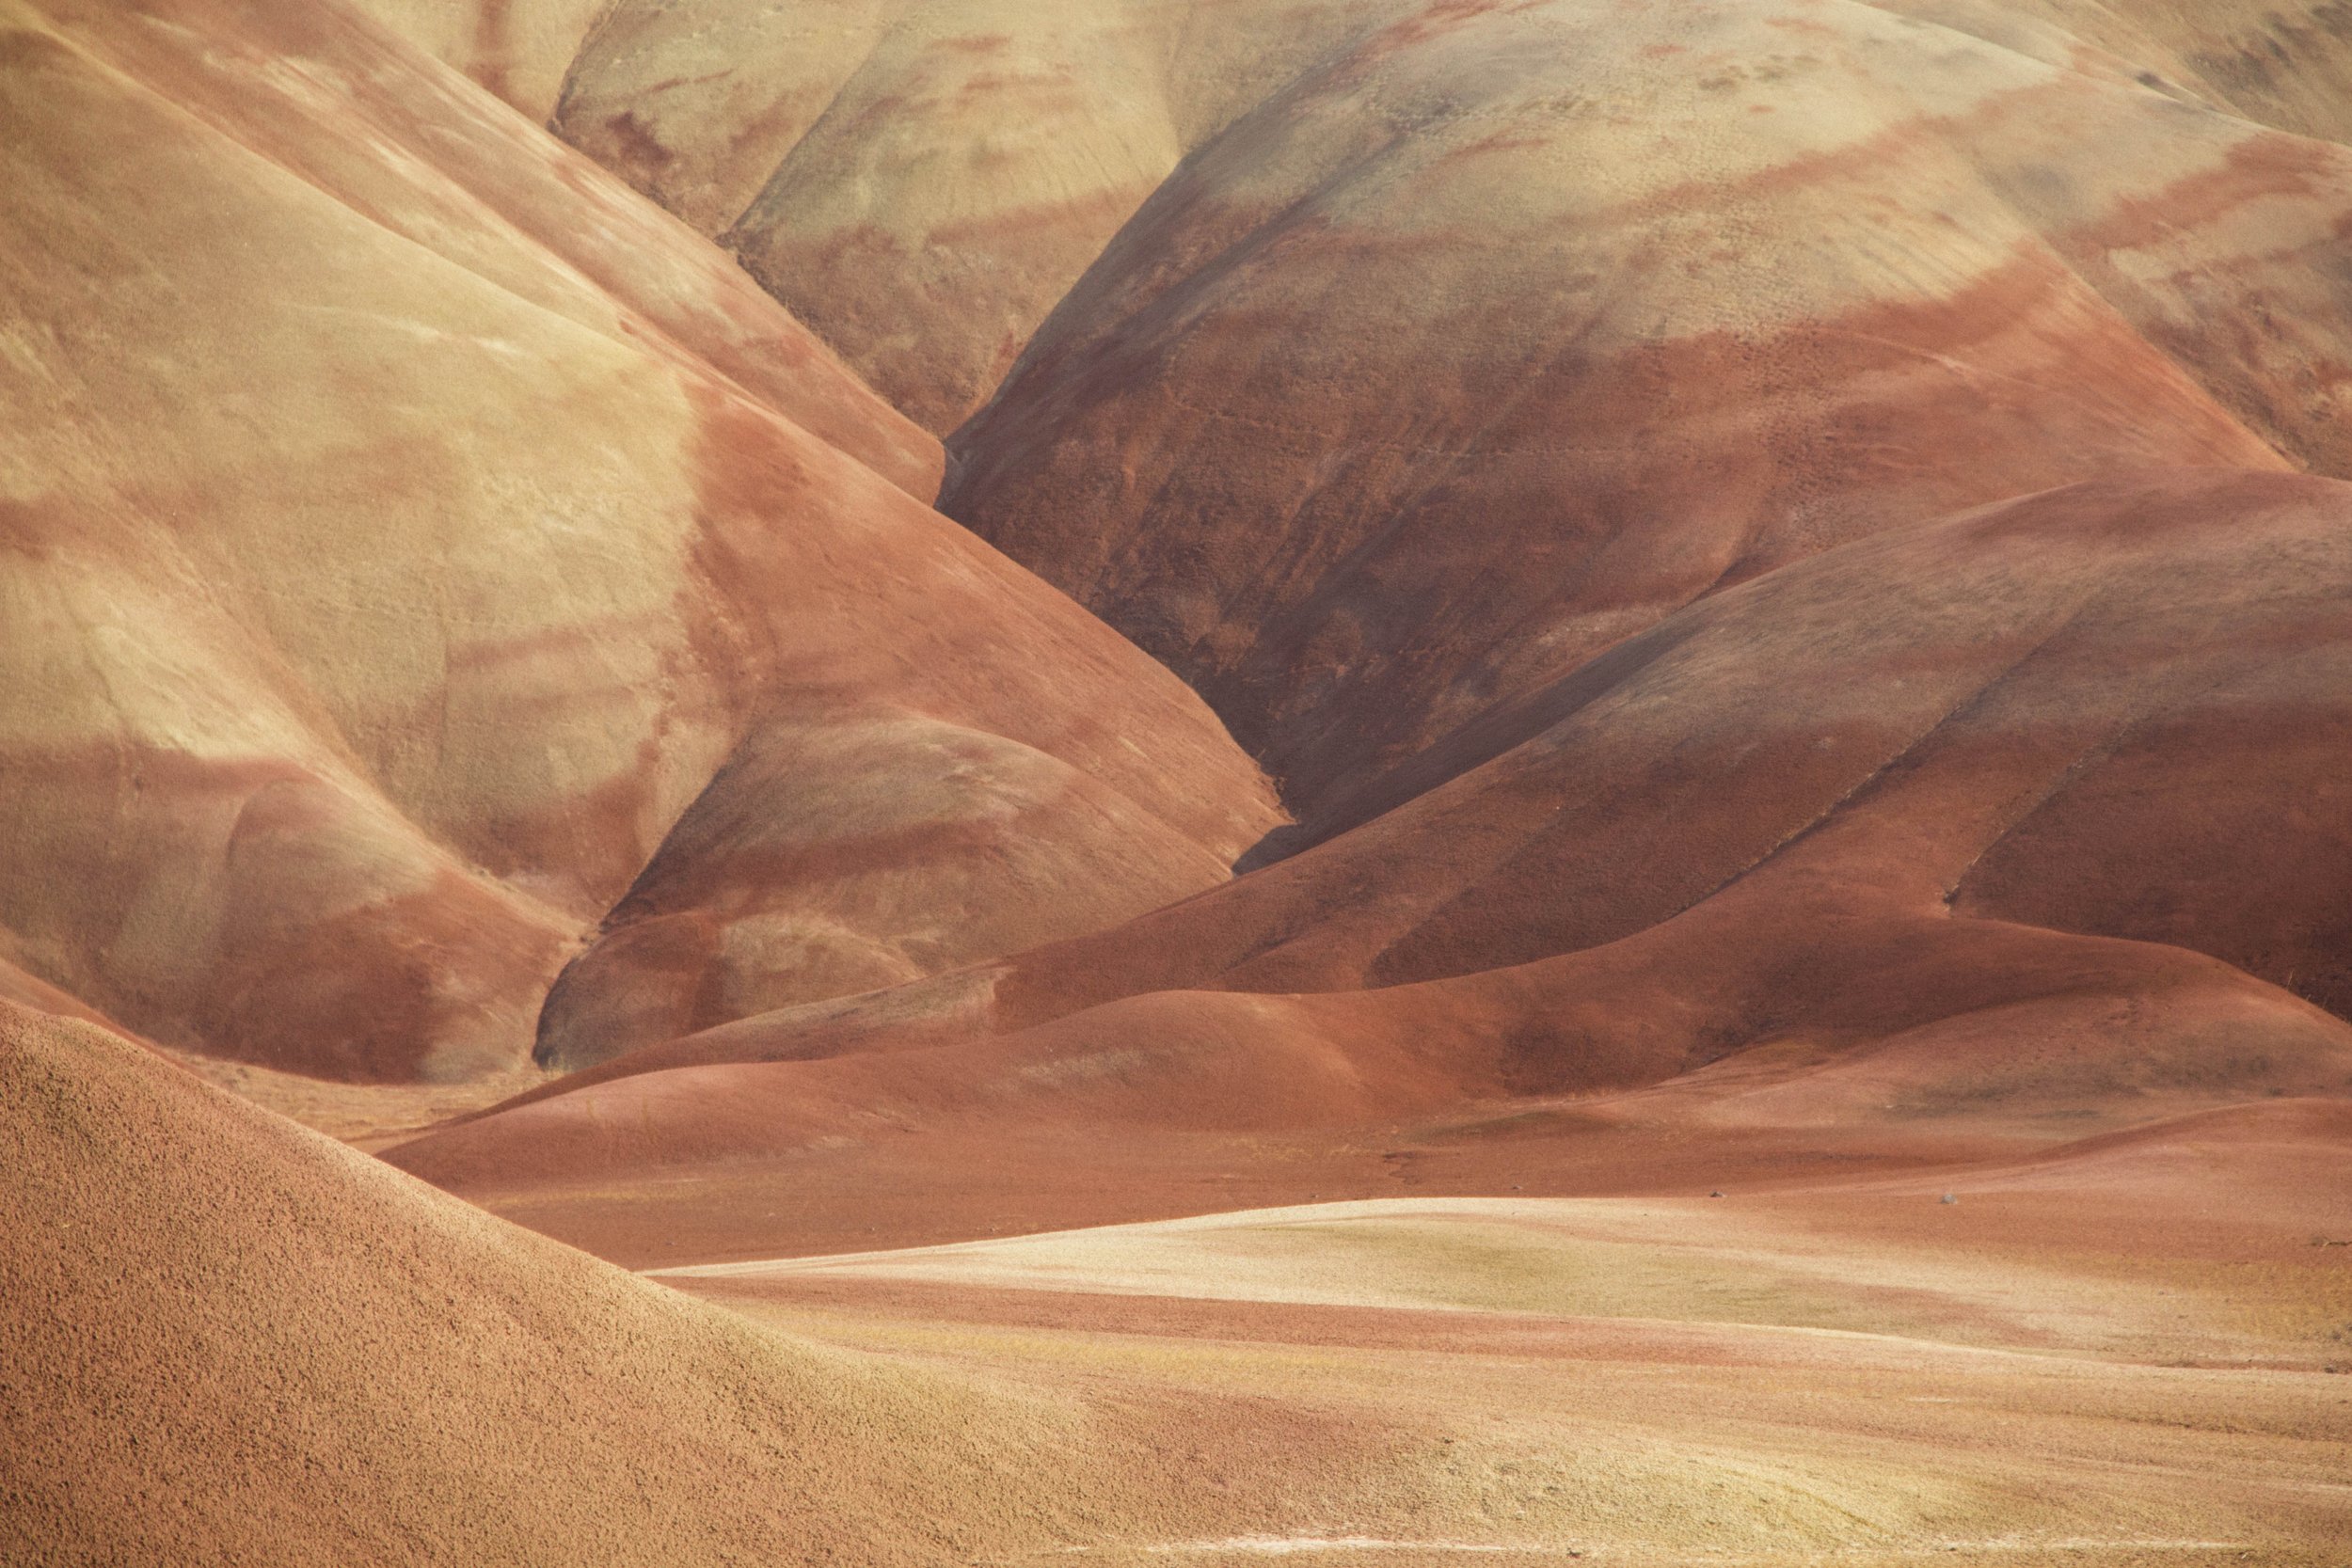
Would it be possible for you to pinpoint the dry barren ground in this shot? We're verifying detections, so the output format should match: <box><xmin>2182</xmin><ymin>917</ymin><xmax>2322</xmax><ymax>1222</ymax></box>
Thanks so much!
<box><xmin>659</xmin><ymin>1150</ymin><xmax>2352</xmax><ymax>1567</ymax></box>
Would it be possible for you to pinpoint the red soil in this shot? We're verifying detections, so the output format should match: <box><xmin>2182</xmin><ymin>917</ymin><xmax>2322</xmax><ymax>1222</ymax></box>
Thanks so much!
<box><xmin>389</xmin><ymin>470</ymin><xmax>2352</xmax><ymax>1251</ymax></box>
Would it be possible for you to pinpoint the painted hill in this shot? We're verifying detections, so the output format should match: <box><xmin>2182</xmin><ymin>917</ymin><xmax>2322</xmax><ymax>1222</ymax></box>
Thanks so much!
<box><xmin>8</xmin><ymin>8</ymin><xmax>2352</xmax><ymax>1558</ymax></box>
<box><xmin>7</xmin><ymin>998</ymin><xmax>1504</xmax><ymax>1564</ymax></box>
<box><xmin>0</xmin><ymin>0</ymin><xmax>1277</xmax><ymax>1081</ymax></box>
<box><xmin>332</xmin><ymin>0</ymin><xmax>2352</xmax><ymax>845</ymax></box>
<box><xmin>536</xmin><ymin>0</ymin><xmax>1425</xmax><ymax>431</ymax></box>
<box><xmin>343</xmin><ymin>1</ymin><xmax>2352</xmax><ymax>845</ymax></box>
<box><xmin>385</xmin><ymin>470</ymin><xmax>2352</xmax><ymax>1257</ymax></box>
<box><xmin>20</xmin><ymin>999</ymin><xmax>2346</xmax><ymax>1563</ymax></box>
<box><xmin>946</xmin><ymin>0</ymin><xmax>2352</xmax><ymax>836</ymax></box>
<box><xmin>355</xmin><ymin>0</ymin><xmax>2352</xmax><ymax>444</ymax></box>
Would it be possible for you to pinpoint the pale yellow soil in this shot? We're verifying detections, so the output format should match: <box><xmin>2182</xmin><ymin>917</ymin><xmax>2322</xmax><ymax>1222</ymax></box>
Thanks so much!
<box><xmin>670</xmin><ymin>1185</ymin><xmax>2352</xmax><ymax>1567</ymax></box>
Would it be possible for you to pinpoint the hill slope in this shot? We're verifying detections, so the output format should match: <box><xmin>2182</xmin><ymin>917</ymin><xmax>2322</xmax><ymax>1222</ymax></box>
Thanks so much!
<box><xmin>0</xmin><ymin>0</ymin><xmax>1277</xmax><ymax>1080</ymax></box>
<box><xmin>0</xmin><ymin>1000</ymin><xmax>1094</xmax><ymax>1564</ymax></box>
<box><xmin>947</xmin><ymin>0</ymin><xmax>2352</xmax><ymax>832</ymax></box>
<box><xmin>389</xmin><ymin>472</ymin><xmax>2352</xmax><ymax>1256</ymax></box>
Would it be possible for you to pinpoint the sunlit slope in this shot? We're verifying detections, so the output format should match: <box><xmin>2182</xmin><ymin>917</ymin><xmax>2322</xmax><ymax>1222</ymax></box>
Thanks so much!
<box><xmin>656</xmin><ymin>1108</ymin><xmax>2352</xmax><ymax>1565</ymax></box>
<box><xmin>538</xmin><ymin>0</ymin><xmax>1423</xmax><ymax>430</ymax></box>
<box><xmin>0</xmin><ymin>0</ymin><xmax>1278</xmax><ymax>1080</ymax></box>
<box><xmin>0</xmin><ymin>1000</ymin><xmax>1089</xmax><ymax>1564</ymax></box>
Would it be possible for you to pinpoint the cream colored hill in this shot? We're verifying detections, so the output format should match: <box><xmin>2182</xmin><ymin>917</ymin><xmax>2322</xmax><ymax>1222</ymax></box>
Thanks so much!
<box><xmin>543</xmin><ymin>0</ymin><xmax>1427</xmax><ymax>430</ymax></box>
<box><xmin>1876</xmin><ymin>0</ymin><xmax>2352</xmax><ymax>144</ymax></box>
<box><xmin>353</xmin><ymin>0</ymin><xmax>2352</xmax><ymax>439</ymax></box>
<box><xmin>0</xmin><ymin>0</ymin><xmax>1277</xmax><ymax>1081</ymax></box>
<box><xmin>651</xmin><ymin>1107</ymin><xmax>2352</xmax><ymax>1563</ymax></box>
<box><xmin>668</xmin><ymin>1099</ymin><xmax>2352</xmax><ymax>1365</ymax></box>
<box><xmin>349</xmin><ymin>0</ymin><xmax>607</xmax><ymax>119</ymax></box>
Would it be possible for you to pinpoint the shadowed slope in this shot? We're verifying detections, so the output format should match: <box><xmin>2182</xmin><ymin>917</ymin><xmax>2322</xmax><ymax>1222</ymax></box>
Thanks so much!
<box><xmin>0</xmin><ymin>0</ymin><xmax>1278</xmax><ymax>1079</ymax></box>
<box><xmin>948</xmin><ymin>0</ymin><xmax>2352</xmax><ymax>834</ymax></box>
<box><xmin>1872</xmin><ymin>0</ymin><xmax>2352</xmax><ymax>146</ymax></box>
<box><xmin>389</xmin><ymin>472</ymin><xmax>2352</xmax><ymax>1254</ymax></box>
<box><xmin>982</xmin><ymin>470</ymin><xmax>2352</xmax><ymax>1023</ymax></box>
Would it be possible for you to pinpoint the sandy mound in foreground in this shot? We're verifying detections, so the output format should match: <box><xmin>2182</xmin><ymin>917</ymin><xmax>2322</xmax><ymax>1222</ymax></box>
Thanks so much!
<box><xmin>18</xmin><ymin>998</ymin><xmax>2344</xmax><ymax>1567</ymax></box>
<box><xmin>0</xmin><ymin>1001</ymin><xmax>1189</xmax><ymax>1564</ymax></box>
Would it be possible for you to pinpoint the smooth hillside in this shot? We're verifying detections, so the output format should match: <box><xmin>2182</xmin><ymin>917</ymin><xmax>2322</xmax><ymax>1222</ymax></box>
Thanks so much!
<box><xmin>24</xmin><ymin>997</ymin><xmax>2113</xmax><ymax>1565</ymax></box>
<box><xmin>650</xmin><ymin>1107</ymin><xmax>2352</xmax><ymax>1564</ymax></box>
<box><xmin>363</xmin><ymin>0</ymin><xmax>2352</xmax><ymax>442</ymax></box>
<box><xmin>538</xmin><ymin>0</ymin><xmax>1424</xmax><ymax>431</ymax></box>
<box><xmin>984</xmin><ymin>469</ymin><xmax>2352</xmax><ymax>1024</ymax></box>
<box><xmin>672</xmin><ymin>1097</ymin><xmax>2352</xmax><ymax>1365</ymax></box>
<box><xmin>0</xmin><ymin>0</ymin><xmax>1278</xmax><ymax>1081</ymax></box>
<box><xmin>346</xmin><ymin>0</ymin><xmax>2352</xmax><ymax>837</ymax></box>
<box><xmin>1882</xmin><ymin>0</ymin><xmax>2352</xmax><ymax>145</ymax></box>
<box><xmin>348</xmin><ymin>0</ymin><xmax>608</xmax><ymax>119</ymax></box>
<box><xmin>1</xmin><ymin>999</ymin><xmax>1462</xmax><ymax>1565</ymax></box>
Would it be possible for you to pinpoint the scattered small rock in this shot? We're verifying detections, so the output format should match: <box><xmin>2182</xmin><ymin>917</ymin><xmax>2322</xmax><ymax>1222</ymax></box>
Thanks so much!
<box><xmin>1939</xmin><ymin>1193</ymin><xmax>1958</xmax><ymax>1205</ymax></box>
<box><xmin>1708</xmin><ymin>1190</ymin><xmax>1724</xmax><ymax>1198</ymax></box>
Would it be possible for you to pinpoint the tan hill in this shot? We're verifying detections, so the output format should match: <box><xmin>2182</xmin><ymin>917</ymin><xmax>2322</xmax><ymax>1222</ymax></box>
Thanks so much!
<box><xmin>532</xmin><ymin>693</ymin><xmax>1276</xmax><ymax>1072</ymax></box>
<box><xmin>537</xmin><ymin>0</ymin><xmax>1425</xmax><ymax>431</ymax></box>
<box><xmin>0</xmin><ymin>0</ymin><xmax>1278</xmax><ymax>1081</ymax></box>
<box><xmin>1889</xmin><ymin>0</ymin><xmax>2352</xmax><ymax>144</ymax></box>
<box><xmin>346</xmin><ymin>0</ymin><xmax>608</xmax><ymax>119</ymax></box>
<box><xmin>386</xmin><ymin>470</ymin><xmax>2352</xmax><ymax>1257</ymax></box>
<box><xmin>2</xmin><ymin>998</ymin><xmax>1050</xmax><ymax>1563</ymax></box>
